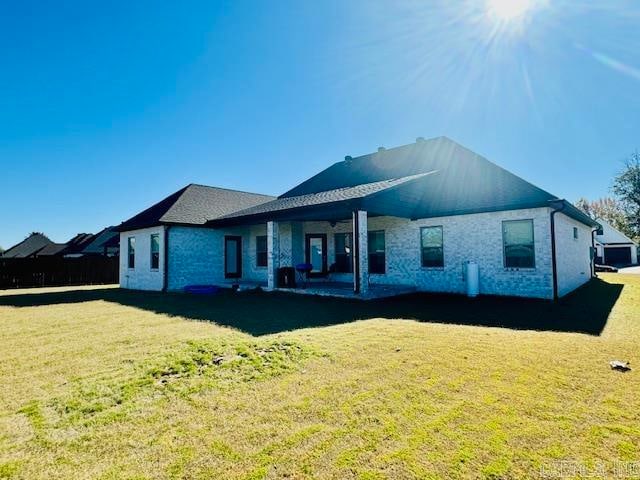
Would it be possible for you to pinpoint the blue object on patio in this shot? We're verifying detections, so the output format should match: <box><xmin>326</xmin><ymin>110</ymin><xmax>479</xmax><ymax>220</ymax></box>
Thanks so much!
<box><xmin>184</xmin><ymin>285</ymin><xmax>220</xmax><ymax>295</ymax></box>
<box><xmin>295</xmin><ymin>263</ymin><xmax>313</xmax><ymax>288</ymax></box>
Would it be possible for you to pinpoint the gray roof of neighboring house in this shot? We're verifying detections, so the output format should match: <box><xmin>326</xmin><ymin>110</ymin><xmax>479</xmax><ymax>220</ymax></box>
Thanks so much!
<box><xmin>33</xmin><ymin>233</ymin><xmax>96</xmax><ymax>257</ymax></box>
<box><xmin>1</xmin><ymin>233</ymin><xmax>54</xmax><ymax>258</ymax></box>
<box><xmin>210</xmin><ymin>137</ymin><xmax>598</xmax><ymax>228</ymax></box>
<box><xmin>116</xmin><ymin>184</ymin><xmax>275</xmax><ymax>232</ymax></box>
<box><xmin>81</xmin><ymin>227</ymin><xmax>120</xmax><ymax>254</ymax></box>
<box><xmin>60</xmin><ymin>233</ymin><xmax>96</xmax><ymax>256</ymax></box>
<box><xmin>36</xmin><ymin>243</ymin><xmax>67</xmax><ymax>256</ymax></box>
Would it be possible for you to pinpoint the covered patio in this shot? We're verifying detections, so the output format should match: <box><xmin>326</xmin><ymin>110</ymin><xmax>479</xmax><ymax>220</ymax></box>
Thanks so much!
<box><xmin>208</xmin><ymin>173</ymin><xmax>434</xmax><ymax>298</ymax></box>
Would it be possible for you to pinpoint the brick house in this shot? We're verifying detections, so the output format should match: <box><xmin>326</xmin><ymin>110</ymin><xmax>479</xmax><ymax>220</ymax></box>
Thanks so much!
<box><xmin>116</xmin><ymin>137</ymin><xmax>598</xmax><ymax>300</ymax></box>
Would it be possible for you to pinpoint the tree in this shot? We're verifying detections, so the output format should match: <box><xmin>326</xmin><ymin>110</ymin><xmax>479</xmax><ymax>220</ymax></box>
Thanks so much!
<box><xmin>575</xmin><ymin>196</ymin><xmax>631</xmax><ymax>236</ymax></box>
<box><xmin>612</xmin><ymin>151</ymin><xmax>640</xmax><ymax>240</ymax></box>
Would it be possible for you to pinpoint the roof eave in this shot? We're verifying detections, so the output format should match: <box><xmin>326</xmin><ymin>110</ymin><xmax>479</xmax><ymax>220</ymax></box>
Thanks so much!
<box><xmin>207</xmin><ymin>199</ymin><xmax>363</xmax><ymax>227</ymax></box>
<box><xmin>551</xmin><ymin>200</ymin><xmax>600</xmax><ymax>228</ymax></box>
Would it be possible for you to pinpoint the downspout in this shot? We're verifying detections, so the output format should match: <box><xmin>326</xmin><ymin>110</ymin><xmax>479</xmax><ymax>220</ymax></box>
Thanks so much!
<box><xmin>591</xmin><ymin>228</ymin><xmax>598</xmax><ymax>279</ymax></box>
<box><xmin>162</xmin><ymin>225</ymin><xmax>170</xmax><ymax>292</ymax></box>
<box><xmin>549</xmin><ymin>201</ymin><xmax>565</xmax><ymax>301</ymax></box>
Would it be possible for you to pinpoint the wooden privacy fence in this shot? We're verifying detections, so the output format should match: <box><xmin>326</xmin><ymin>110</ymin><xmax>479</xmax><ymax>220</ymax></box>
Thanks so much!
<box><xmin>0</xmin><ymin>256</ymin><xmax>119</xmax><ymax>289</ymax></box>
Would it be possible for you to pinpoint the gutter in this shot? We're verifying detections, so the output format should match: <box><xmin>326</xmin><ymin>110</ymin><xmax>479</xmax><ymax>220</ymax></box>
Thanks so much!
<box><xmin>162</xmin><ymin>225</ymin><xmax>170</xmax><ymax>292</ymax></box>
<box><xmin>549</xmin><ymin>200</ymin><xmax>566</xmax><ymax>301</ymax></box>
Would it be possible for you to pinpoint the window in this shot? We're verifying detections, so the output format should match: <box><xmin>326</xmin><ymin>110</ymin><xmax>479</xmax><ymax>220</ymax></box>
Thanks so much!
<box><xmin>334</xmin><ymin>233</ymin><xmax>353</xmax><ymax>273</ymax></box>
<box><xmin>573</xmin><ymin>227</ymin><xmax>578</xmax><ymax>239</ymax></box>
<box><xmin>421</xmin><ymin>226</ymin><xmax>444</xmax><ymax>267</ymax></box>
<box><xmin>503</xmin><ymin>220</ymin><xmax>535</xmax><ymax>268</ymax></box>
<box><xmin>256</xmin><ymin>235</ymin><xmax>267</xmax><ymax>267</ymax></box>
<box><xmin>368</xmin><ymin>230</ymin><xmax>385</xmax><ymax>274</ymax></box>
<box><xmin>127</xmin><ymin>237</ymin><xmax>135</xmax><ymax>269</ymax></box>
<box><xmin>150</xmin><ymin>234</ymin><xmax>160</xmax><ymax>270</ymax></box>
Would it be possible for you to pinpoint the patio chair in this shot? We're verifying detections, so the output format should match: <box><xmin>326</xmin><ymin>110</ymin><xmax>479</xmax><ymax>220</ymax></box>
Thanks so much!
<box><xmin>295</xmin><ymin>263</ymin><xmax>313</xmax><ymax>289</ymax></box>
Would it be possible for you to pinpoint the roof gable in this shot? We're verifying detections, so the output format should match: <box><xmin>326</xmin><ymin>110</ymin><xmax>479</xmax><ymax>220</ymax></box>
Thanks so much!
<box><xmin>595</xmin><ymin>219</ymin><xmax>637</xmax><ymax>245</ymax></box>
<box><xmin>281</xmin><ymin>137</ymin><xmax>555</xmax><ymax>208</ymax></box>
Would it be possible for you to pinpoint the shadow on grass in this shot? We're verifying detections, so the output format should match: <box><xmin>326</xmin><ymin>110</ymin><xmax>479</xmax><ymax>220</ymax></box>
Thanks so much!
<box><xmin>0</xmin><ymin>278</ymin><xmax>623</xmax><ymax>336</ymax></box>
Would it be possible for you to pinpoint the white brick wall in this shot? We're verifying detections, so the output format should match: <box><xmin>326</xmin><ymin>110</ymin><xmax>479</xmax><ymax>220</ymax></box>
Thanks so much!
<box><xmin>554</xmin><ymin>213</ymin><xmax>593</xmax><ymax>297</ymax></box>
<box><xmin>296</xmin><ymin>208</ymin><xmax>554</xmax><ymax>299</ymax></box>
<box><xmin>119</xmin><ymin>226</ymin><xmax>165</xmax><ymax>291</ymax></box>
<box><xmin>120</xmin><ymin>207</ymin><xmax>592</xmax><ymax>299</ymax></box>
<box><xmin>245</xmin><ymin>224</ymin><xmax>268</xmax><ymax>282</ymax></box>
<box><xmin>166</xmin><ymin>225</ymin><xmax>268</xmax><ymax>291</ymax></box>
<box><xmin>167</xmin><ymin>226</ymin><xmax>221</xmax><ymax>290</ymax></box>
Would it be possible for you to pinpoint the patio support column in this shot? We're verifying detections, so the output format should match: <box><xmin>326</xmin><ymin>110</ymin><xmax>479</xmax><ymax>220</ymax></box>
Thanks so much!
<box><xmin>267</xmin><ymin>221</ymin><xmax>279</xmax><ymax>290</ymax></box>
<box><xmin>353</xmin><ymin>210</ymin><xmax>368</xmax><ymax>295</ymax></box>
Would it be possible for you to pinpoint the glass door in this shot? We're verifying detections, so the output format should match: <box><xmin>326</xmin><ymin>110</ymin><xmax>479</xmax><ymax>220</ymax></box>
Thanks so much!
<box><xmin>305</xmin><ymin>234</ymin><xmax>327</xmax><ymax>277</ymax></box>
<box><xmin>224</xmin><ymin>236</ymin><xmax>242</xmax><ymax>278</ymax></box>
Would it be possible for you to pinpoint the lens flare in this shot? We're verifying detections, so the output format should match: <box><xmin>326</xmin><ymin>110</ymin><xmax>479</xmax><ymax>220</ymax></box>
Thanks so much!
<box><xmin>487</xmin><ymin>0</ymin><xmax>535</xmax><ymax>21</ymax></box>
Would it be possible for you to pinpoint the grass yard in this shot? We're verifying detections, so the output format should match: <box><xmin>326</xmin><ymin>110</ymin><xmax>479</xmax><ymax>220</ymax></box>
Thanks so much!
<box><xmin>0</xmin><ymin>274</ymin><xmax>638</xmax><ymax>479</ymax></box>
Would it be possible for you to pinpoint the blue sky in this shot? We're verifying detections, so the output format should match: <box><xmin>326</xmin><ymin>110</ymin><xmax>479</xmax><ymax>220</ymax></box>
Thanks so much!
<box><xmin>1</xmin><ymin>0</ymin><xmax>639</xmax><ymax>249</ymax></box>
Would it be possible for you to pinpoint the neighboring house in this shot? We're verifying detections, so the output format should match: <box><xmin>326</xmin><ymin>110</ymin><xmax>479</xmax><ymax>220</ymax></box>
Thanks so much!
<box><xmin>594</xmin><ymin>219</ymin><xmax>638</xmax><ymax>266</ymax></box>
<box><xmin>35</xmin><ymin>242</ymin><xmax>68</xmax><ymax>257</ymax></box>
<box><xmin>81</xmin><ymin>227</ymin><xmax>120</xmax><ymax>257</ymax></box>
<box><xmin>1</xmin><ymin>233</ymin><xmax>54</xmax><ymax>258</ymax></box>
<box><xmin>35</xmin><ymin>233</ymin><xmax>95</xmax><ymax>258</ymax></box>
<box><xmin>117</xmin><ymin>137</ymin><xmax>599</xmax><ymax>299</ymax></box>
<box><xmin>60</xmin><ymin>233</ymin><xmax>97</xmax><ymax>258</ymax></box>
<box><xmin>1</xmin><ymin>230</ymin><xmax>120</xmax><ymax>289</ymax></box>
<box><xmin>34</xmin><ymin>229</ymin><xmax>120</xmax><ymax>258</ymax></box>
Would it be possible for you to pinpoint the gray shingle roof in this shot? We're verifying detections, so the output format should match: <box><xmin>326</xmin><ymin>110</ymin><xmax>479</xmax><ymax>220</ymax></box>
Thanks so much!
<box><xmin>35</xmin><ymin>243</ymin><xmax>67</xmax><ymax>256</ymax></box>
<box><xmin>214</xmin><ymin>173</ymin><xmax>433</xmax><ymax>221</ymax></box>
<box><xmin>2</xmin><ymin>233</ymin><xmax>53</xmax><ymax>258</ymax></box>
<box><xmin>209</xmin><ymin>136</ymin><xmax>597</xmax><ymax>228</ymax></box>
<box><xmin>281</xmin><ymin>137</ymin><xmax>554</xmax><ymax>202</ymax></box>
<box><xmin>81</xmin><ymin>227</ymin><xmax>119</xmax><ymax>254</ymax></box>
<box><xmin>116</xmin><ymin>184</ymin><xmax>275</xmax><ymax>232</ymax></box>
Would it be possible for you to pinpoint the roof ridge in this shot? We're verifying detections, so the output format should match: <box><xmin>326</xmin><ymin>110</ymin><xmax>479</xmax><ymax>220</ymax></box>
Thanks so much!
<box><xmin>279</xmin><ymin>136</ymin><xmax>447</xmax><ymax>198</ymax></box>
<box><xmin>186</xmin><ymin>183</ymin><xmax>275</xmax><ymax>198</ymax></box>
<box><xmin>346</xmin><ymin>136</ymin><xmax>447</xmax><ymax>162</ymax></box>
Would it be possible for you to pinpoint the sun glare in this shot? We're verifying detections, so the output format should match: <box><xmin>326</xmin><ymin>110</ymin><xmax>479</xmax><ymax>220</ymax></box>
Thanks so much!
<box><xmin>487</xmin><ymin>0</ymin><xmax>535</xmax><ymax>22</ymax></box>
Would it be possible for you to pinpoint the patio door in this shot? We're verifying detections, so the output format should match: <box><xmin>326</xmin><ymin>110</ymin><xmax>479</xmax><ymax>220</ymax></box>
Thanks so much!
<box><xmin>224</xmin><ymin>236</ymin><xmax>242</xmax><ymax>279</ymax></box>
<box><xmin>305</xmin><ymin>234</ymin><xmax>327</xmax><ymax>277</ymax></box>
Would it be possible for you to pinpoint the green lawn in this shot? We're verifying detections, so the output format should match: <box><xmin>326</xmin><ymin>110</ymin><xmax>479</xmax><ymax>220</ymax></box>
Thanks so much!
<box><xmin>0</xmin><ymin>274</ymin><xmax>638</xmax><ymax>479</ymax></box>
